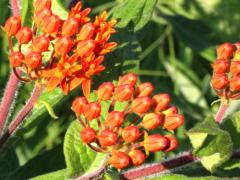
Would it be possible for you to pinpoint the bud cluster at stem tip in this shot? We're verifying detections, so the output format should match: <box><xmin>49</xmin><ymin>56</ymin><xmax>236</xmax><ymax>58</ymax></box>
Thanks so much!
<box><xmin>71</xmin><ymin>73</ymin><xmax>185</xmax><ymax>170</ymax></box>
<box><xmin>211</xmin><ymin>42</ymin><xmax>240</xmax><ymax>100</ymax></box>
<box><xmin>4</xmin><ymin>0</ymin><xmax>117</xmax><ymax>97</ymax></box>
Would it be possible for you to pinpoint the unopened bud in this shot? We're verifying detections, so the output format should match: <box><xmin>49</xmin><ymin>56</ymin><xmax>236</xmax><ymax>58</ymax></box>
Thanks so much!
<box><xmin>114</xmin><ymin>84</ymin><xmax>134</xmax><ymax>102</ymax></box>
<box><xmin>34</xmin><ymin>0</ymin><xmax>51</xmax><ymax>13</ymax></box>
<box><xmin>163</xmin><ymin>135</ymin><xmax>178</xmax><ymax>153</ymax></box>
<box><xmin>97</xmin><ymin>82</ymin><xmax>115</xmax><ymax>101</ymax></box>
<box><xmin>4</xmin><ymin>16</ymin><xmax>21</xmax><ymax>36</ymax></box>
<box><xmin>71</xmin><ymin>96</ymin><xmax>88</xmax><ymax>115</ymax></box>
<box><xmin>129</xmin><ymin>149</ymin><xmax>145</xmax><ymax>166</ymax></box>
<box><xmin>152</xmin><ymin>93</ymin><xmax>170</xmax><ymax>112</ymax></box>
<box><xmin>32</xmin><ymin>35</ymin><xmax>50</xmax><ymax>52</ymax></box>
<box><xmin>135</xmin><ymin>82</ymin><xmax>154</xmax><ymax>97</ymax></box>
<box><xmin>9</xmin><ymin>52</ymin><xmax>24</xmax><ymax>67</ymax></box>
<box><xmin>83</xmin><ymin>102</ymin><xmax>101</xmax><ymax>120</ymax></box>
<box><xmin>42</xmin><ymin>15</ymin><xmax>61</xmax><ymax>34</ymax></box>
<box><xmin>118</xmin><ymin>73</ymin><xmax>138</xmax><ymax>87</ymax></box>
<box><xmin>211</xmin><ymin>74</ymin><xmax>229</xmax><ymax>90</ymax></box>
<box><xmin>62</xmin><ymin>18</ymin><xmax>79</xmax><ymax>36</ymax></box>
<box><xmin>76</xmin><ymin>40</ymin><xmax>95</xmax><ymax>57</ymax></box>
<box><xmin>212</xmin><ymin>59</ymin><xmax>229</xmax><ymax>74</ymax></box>
<box><xmin>142</xmin><ymin>113</ymin><xmax>163</xmax><ymax>130</ymax></box>
<box><xmin>216</xmin><ymin>43</ymin><xmax>234</xmax><ymax>59</ymax></box>
<box><xmin>163</xmin><ymin>114</ymin><xmax>184</xmax><ymax>131</ymax></box>
<box><xmin>105</xmin><ymin>111</ymin><xmax>125</xmax><ymax>128</ymax></box>
<box><xmin>98</xmin><ymin>129</ymin><xmax>118</xmax><ymax>147</ymax></box>
<box><xmin>144</xmin><ymin>134</ymin><xmax>168</xmax><ymax>152</ymax></box>
<box><xmin>80</xmin><ymin>127</ymin><xmax>96</xmax><ymax>144</ymax></box>
<box><xmin>230</xmin><ymin>61</ymin><xmax>240</xmax><ymax>76</ymax></box>
<box><xmin>162</xmin><ymin>106</ymin><xmax>178</xmax><ymax>116</ymax></box>
<box><xmin>131</xmin><ymin>96</ymin><xmax>152</xmax><ymax>114</ymax></box>
<box><xmin>122</xmin><ymin>126</ymin><xmax>140</xmax><ymax>143</ymax></box>
<box><xmin>34</xmin><ymin>8</ymin><xmax>52</xmax><ymax>26</ymax></box>
<box><xmin>230</xmin><ymin>77</ymin><xmax>240</xmax><ymax>91</ymax></box>
<box><xmin>77</xmin><ymin>23</ymin><xmax>95</xmax><ymax>41</ymax></box>
<box><xmin>109</xmin><ymin>151</ymin><xmax>129</xmax><ymax>169</ymax></box>
<box><xmin>25</xmin><ymin>52</ymin><xmax>42</xmax><ymax>69</ymax></box>
<box><xmin>54</xmin><ymin>37</ymin><xmax>73</xmax><ymax>55</ymax></box>
<box><xmin>16</xmin><ymin>27</ymin><xmax>33</xmax><ymax>44</ymax></box>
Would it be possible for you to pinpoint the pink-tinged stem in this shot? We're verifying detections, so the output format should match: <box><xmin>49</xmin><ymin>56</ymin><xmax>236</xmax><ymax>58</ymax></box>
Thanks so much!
<box><xmin>0</xmin><ymin>69</ymin><xmax>21</xmax><ymax>133</ymax></box>
<box><xmin>0</xmin><ymin>85</ymin><xmax>42</xmax><ymax>149</ymax></box>
<box><xmin>10</xmin><ymin>0</ymin><xmax>20</xmax><ymax>16</ymax></box>
<box><xmin>215</xmin><ymin>101</ymin><xmax>228</xmax><ymax>124</ymax></box>
<box><xmin>121</xmin><ymin>152</ymin><xmax>197</xmax><ymax>180</ymax></box>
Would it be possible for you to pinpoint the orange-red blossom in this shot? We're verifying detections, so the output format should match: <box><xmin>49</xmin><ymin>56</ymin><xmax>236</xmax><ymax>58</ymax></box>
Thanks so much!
<box><xmin>4</xmin><ymin>0</ymin><xmax>117</xmax><ymax>97</ymax></box>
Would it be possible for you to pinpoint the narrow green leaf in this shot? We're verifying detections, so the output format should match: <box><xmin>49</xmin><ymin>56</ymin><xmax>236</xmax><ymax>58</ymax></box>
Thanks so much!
<box><xmin>30</xmin><ymin>169</ymin><xmax>67</xmax><ymax>180</ymax></box>
<box><xmin>187</xmin><ymin>118</ymin><xmax>233</xmax><ymax>172</ymax></box>
<box><xmin>38</xmin><ymin>100</ymin><xmax>59</xmax><ymax>119</ymax></box>
<box><xmin>63</xmin><ymin>120</ymin><xmax>107</xmax><ymax>178</ymax></box>
<box><xmin>21</xmin><ymin>0</ymin><xmax>34</xmax><ymax>26</ymax></box>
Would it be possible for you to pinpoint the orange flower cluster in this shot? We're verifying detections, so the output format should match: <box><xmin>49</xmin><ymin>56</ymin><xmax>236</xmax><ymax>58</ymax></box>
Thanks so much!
<box><xmin>4</xmin><ymin>0</ymin><xmax>117</xmax><ymax>96</ymax></box>
<box><xmin>211</xmin><ymin>42</ymin><xmax>240</xmax><ymax>100</ymax></box>
<box><xmin>71</xmin><ymin>73</ymin><xmax>185</xmax><ymax>170</ymax></box>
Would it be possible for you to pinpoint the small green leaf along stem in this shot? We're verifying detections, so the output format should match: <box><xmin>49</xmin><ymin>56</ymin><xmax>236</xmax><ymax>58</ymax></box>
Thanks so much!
<box><xmin>0</xmin><ymin>85</ymin><xmax>43</xmax><ymax>150</ymax></box>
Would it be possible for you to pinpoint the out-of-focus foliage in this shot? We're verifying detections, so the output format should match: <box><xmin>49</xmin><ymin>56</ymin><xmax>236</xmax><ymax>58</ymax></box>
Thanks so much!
<box><xmin>1</xmin><ymin>0</ymin><xmax>240</xmax><ymax>179</ymax></box>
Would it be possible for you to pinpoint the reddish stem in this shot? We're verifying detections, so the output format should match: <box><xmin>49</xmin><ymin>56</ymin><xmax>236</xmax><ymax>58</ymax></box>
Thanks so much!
<box><xmin>215</xmin><ymin>101</ymin><xmax>228</xmax><ymax>124</ymax></box>
<box><xmin>121</xmin><ymin>152</ymin><xmax>197</xmax><ymax>179</ymax></box>
<box><xmin>0</xmin><ymin>85</ymin><xmax>42</xmax><ymax>149</ymax></box>
<box><xmin>0</xmin><ymin>69</ymin><xmax>21</xmax><ymax>133</ymax></box>
<box><xmin>10</xmin><ymin>0</ymin><xmax>20</xmax><ymax>16</ymax></box>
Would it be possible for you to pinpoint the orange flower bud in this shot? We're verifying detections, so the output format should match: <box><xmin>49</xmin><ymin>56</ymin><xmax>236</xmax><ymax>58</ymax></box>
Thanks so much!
<box><xmin>76</xmin><ymin>40</ymin><xmax>95</xmax><ymax>57</ymax></box>
<box><xmin>77</xmin><ymin>23</ymin><xmax>95</xmax><ymax>41</ymax></box>
<box><xmin>109</xmin><ymin>151</ymin><xmax>130</xmax><ymax>169</ymax></box>
<box><xmin>9</xmin><ymin>52</ymin><xmax>24</xmax><ymax>67</ymax></box>
<box><xmin>230</xmin><ymin>77</ymin><xmax>240</xmax><ymax>91</ymax></box>
<box><xmin>144</xmin><ymin>134</ymin><xmax>168</xmax><ymax>152</ymax></box>
<box><xmin>129</xmin><ymin>149</ymin><xmax>145</xmax><ymax>166</ymax></box>
<box><xmin>34</xmin><ymin>0</ymin><xmax>51</xmax><ymax>13</ymax></box>
<box><xmin>97</xmin><ymin>82</ymin><xmax>115</xmax><ymax>101</ymax></box>
<box><xmin>118</xmin><ymin>73</ymin><xmax>138</xmax><ymax>86</ymax></box>
<box><xmin>71</xmin><ymin>96</ymin><xmax>88</xmax><ymax>115</ymax></box>
<box><xmin>212</xmin><ymin>59</ymin><xmax>229</xmax><ymax>74</ymax></box>
<box><xmin>114</xmin><ymin>84</ymin><xmax>134</xmax><ymax>102</ymax></box>
<box><xmin>230</xmin><ymin>61</ymin><xmax>240</xmax><ymax>75</ymax></box>
<box><xmin>80</xmin><ymin>127</ymin><xmax>96</xmax><ymax>144</ymax></box>
<box><xmin>54</xmin><ymin>37</ymin><xmax>73</xmax><ymax>55</ymax></box>
<box><xmin>16</xmin><ymin>27</ymin><xmax>33</xmax><ymax>44</ymax></box>
<box><xmin>32</xmin><ymin>35</ymin><xmax>50</xmax><ymax>52</ymax></box>
<box><xmin>131</xmin><ymin>96</ymin><xmax>152</xmax><ymax>114</ymax></box>
<box><xmin>216</xmin><ymin>43</ymin><xmax>234</xmax><ymax>59</ymax></box>
<box><xmin>163</xmin><ymin>135</ymin><xmax>178</xmax><ymax>153</ymax></box>
<box><xmin>163</xmin><ymin>114</ymin><xmax>184</xmax><ymax>130</ymax></box>
<box><xmin>135</xmin><ymin>82</ymin><xmax>154</xmax><ymax>97</ymax></box>
<box><xmin>4</xmin><ymin>16</ymin><xmax>21</xmax><ymax>36</ymax></box>
<box><xmin>62</xmin><ymin>18</ymin><xmax>79</xmax><ymax>36</ymax></box>
<box><xmin>83</xmin><ymin>102</ymin><xmax>101</xmax><ymax>120</ymax></box>
<box><xmin>152</xmin><ymin>93</ymin><xmax>170</xmax><ymax>112</ymax></box>
<box><xmin>25</xmin><ymin>52</ymin><xmax>42</xmax><ymax>69</ymax></box>
<box><xmin>162</xmin><ymin>106</ymin><xmax>178</xmax><ymax>116</ymax></box>
<box><xmin>98</xmin><ymin>129</ymin><xmax>118</xmax><ymax>147</ymax></box>
<box><xmin>34</xmin><ymin>8</ymin><xmax>52</xmax><ymax>26</ymax></box>
<box><xmin>235</xmin><ymin>42</ymin><xmax>240</xmax><ymax>49</ymax></box>
<box><xmin>42</xmin><ymin>15</ymin><xmax>61</xmax><ymax>34</ymax></box>
<box><xmin>105</xmin><ymin>111</ymin><xmax>125</xmax><ymax>128</ymax></box>
<box><xmin>142</xmin><ymin>113</ymin><xmax>163</xmax><ymax>130</ymax></box>
<box><xmin>122</xmin><ymin>126</ymin><xmax>140</xmax><ymax>143</ymax></box>
<box><xmin>211</xmin><ymin>74</ymin><xmax>229</xmax><ymax>90</ymax></box>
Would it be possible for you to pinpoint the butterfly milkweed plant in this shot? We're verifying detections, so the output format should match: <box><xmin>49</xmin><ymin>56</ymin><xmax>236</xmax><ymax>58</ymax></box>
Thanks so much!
<box><xmin>0</xmin><ymin>0</ymin><xmax>239</xmax><ymax>179</ymax></box>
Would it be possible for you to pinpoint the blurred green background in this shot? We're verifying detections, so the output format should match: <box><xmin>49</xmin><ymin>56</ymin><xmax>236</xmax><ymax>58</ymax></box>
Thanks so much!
<box><xmin>0</xmin><ymin>0</ymin><xmax>239</xmax><ymax>179</ymax></box>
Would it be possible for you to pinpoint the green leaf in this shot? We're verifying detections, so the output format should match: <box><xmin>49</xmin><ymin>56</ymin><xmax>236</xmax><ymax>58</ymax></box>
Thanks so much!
<box><xmin>21</xmin><ymin>0</ymin><xmax>34</xmax><ymax>26</ymax></box>
<box><xmin>103</xmin><ymin>172</ymin><xmax>121</xmax><ymax>180</ymax></box>
<box><xmin>63</xmin><ymin>120</ymin><xmax>107</xmax><ymax>178</ymax></box>
<box><xmin>112</xmin><ymin>0</ymin><xmax>157</xmax><ymax>31</ymax></box>
<box><xmin>187</xmin><ymin>118</ymin><xmax>233</xmax><ymax>172</ymax></box>
<box><xmin>221</xmin><ymin>160</ymin><xmax>240</xmax><ymax>170</ymax></box>
<box><xmin>30</xmin><ymin>169</ymin><xmax>67</xmax><ymax>180</ymax></box>
<box><xmin>52</xmin><ymin>0</ymin><xmax>68</xmax><ymax>20</ymax></box>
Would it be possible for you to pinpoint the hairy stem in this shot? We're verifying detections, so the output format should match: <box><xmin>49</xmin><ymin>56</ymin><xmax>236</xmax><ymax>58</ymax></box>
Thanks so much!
<box><xmin>10</xmin><ymin>0</ymin><xmax>20</xmax><ymax>16</ymax></box>
<box><xmin>0</xmin><ymin>85</ymin><xmax>43</xmax><ymax>149</ymax></box>
<box><xmin>215</xmin><ymin>101</ymin><xmax>228</xmax><ymax>124</ymax></box>
<box><xmin>0</xmin><ymin>69</ymin><xmax>21</xmax><ymax>134</ymax></box>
